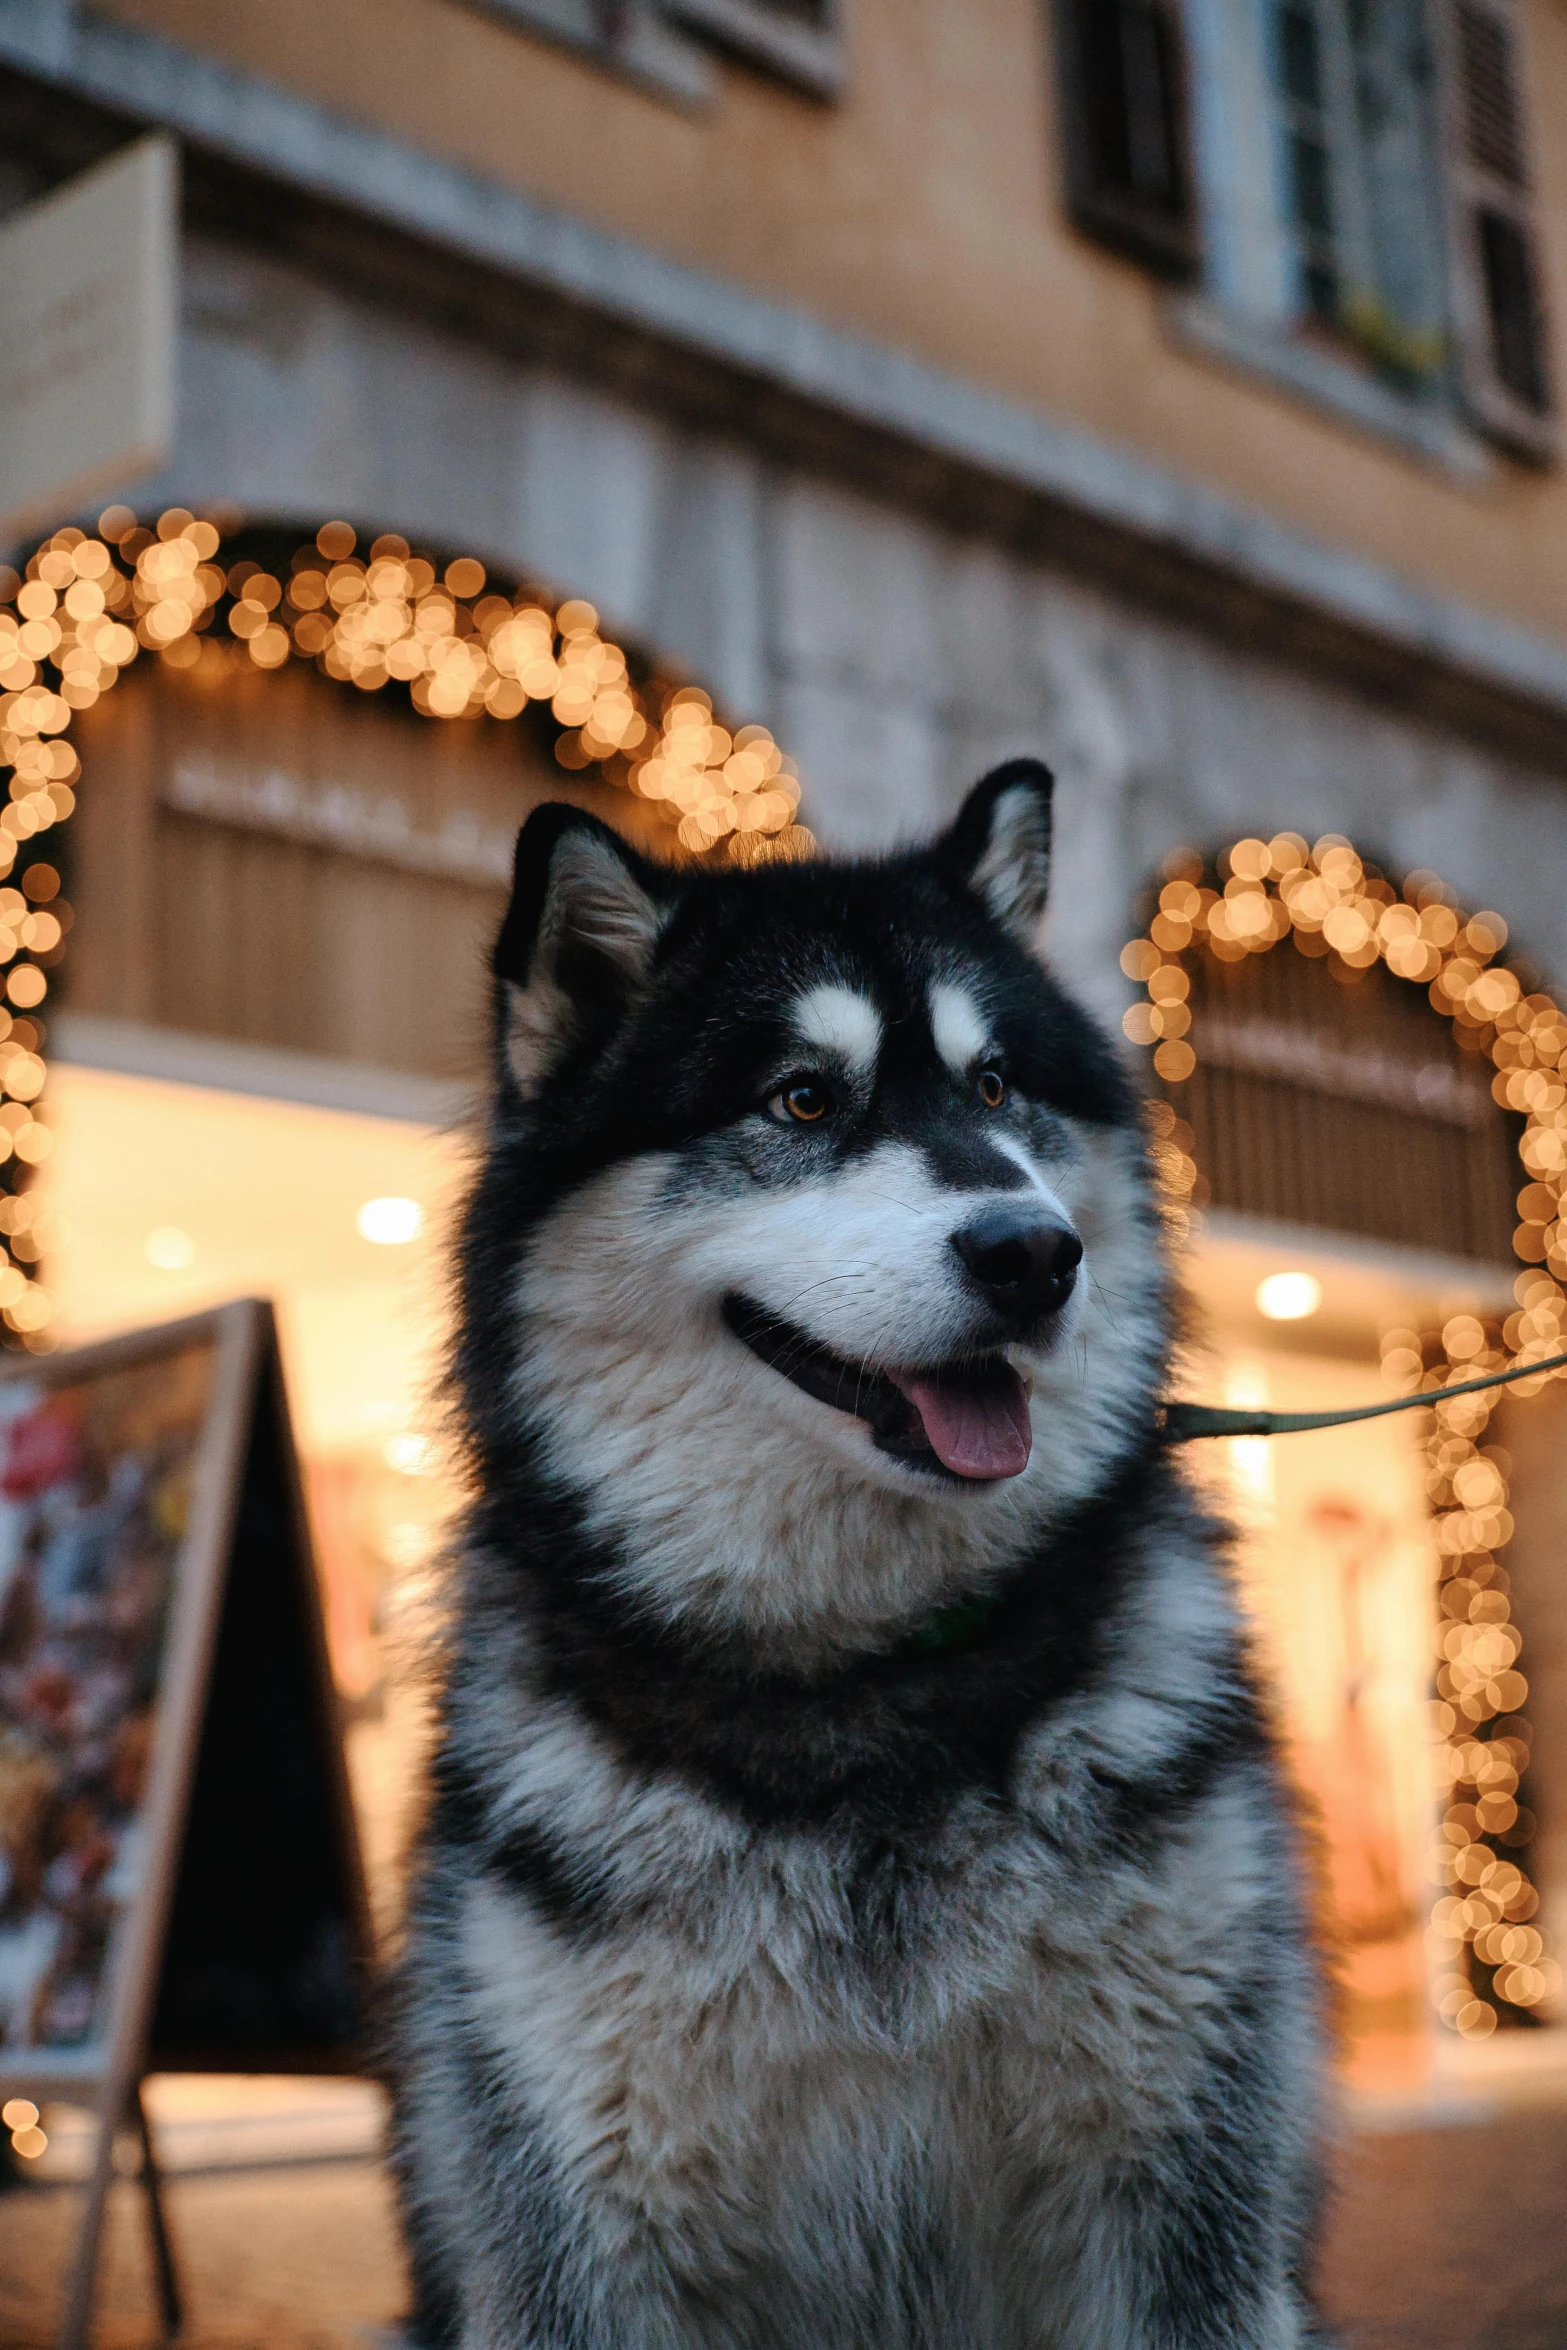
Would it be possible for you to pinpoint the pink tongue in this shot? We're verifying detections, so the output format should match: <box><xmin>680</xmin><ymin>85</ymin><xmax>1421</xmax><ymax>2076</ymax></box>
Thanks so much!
<box><xmin>893</xmin><ymin>1364</ymin><xmax>1033</xmax><ymax>1480</ymax></box>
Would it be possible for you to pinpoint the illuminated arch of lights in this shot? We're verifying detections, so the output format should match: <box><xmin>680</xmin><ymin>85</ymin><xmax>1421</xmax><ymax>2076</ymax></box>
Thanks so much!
<box><xmin>0</xmin><ymin>504</ymin><xmax>817</xmax><ymax>1351</ymax></box>
<box><xmin>1121</xmin><ymin>832</ymin><xmax>1567</xmax><ymax>2038</ymax></box>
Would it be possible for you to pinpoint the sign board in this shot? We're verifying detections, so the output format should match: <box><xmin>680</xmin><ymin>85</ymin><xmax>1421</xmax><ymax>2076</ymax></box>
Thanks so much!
<box><xmin>0</xmin><ymin>1299</ymin><xmax>373</xmax><ymax>2347</ymax></box>
<box><xmin>0</xmin><ymin>135</ymin><xmax>177</xmax><ymax>547</ymax></box>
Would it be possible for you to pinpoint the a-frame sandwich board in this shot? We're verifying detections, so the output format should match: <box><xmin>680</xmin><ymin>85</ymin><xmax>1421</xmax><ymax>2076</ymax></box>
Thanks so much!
<box><xmin>0</xmin><ymin>1298</ymin><xmax>376</xmax><ymax>2349</ymax></box>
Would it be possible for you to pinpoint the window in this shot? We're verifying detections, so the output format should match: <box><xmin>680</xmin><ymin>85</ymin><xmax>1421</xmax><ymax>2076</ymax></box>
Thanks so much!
<box><xmin>1269</xmin><ymin>0</ymin><xmax>1450</xmax><ymax>387</ymax></box>
<box><xmin>662</xmin><ymin>0</ymin><xmax>844</xmax><ymax>97</ymax></box>
<box><xmin>1056</xmin><ymin>0</ymin><xmax>1555</xmax><ymax>460</ymax></box>
<box><xmin>456</xmin><ymin>0</ymin><xmax>713</xmax><ymax>105</ymax></box>
<box><xmin>1052</xmin><ymin>0</ymin><xmax>1199</xmax><ymax>275</ymax></box>
<box><xmin>458</xmin><ymin>0</ymin><xmax>844</xmax><ymax>102</ymax></box>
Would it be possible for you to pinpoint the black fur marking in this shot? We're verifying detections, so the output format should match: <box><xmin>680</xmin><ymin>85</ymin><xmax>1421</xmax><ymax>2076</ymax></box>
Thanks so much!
<box><xmin>464</xmin><ymin>1442</ymin><xmax>1245</xmax><ymax>1838</ymax></box>
<box><xmin>910</xmin><ymin>1125</ymin><xmax>1038</xmax><ymax>1195</ymax></box>
<box><xmin>433</xmin><ymin>1748</ymin><xmax>614</xmax><ymax>1933</ymax></box>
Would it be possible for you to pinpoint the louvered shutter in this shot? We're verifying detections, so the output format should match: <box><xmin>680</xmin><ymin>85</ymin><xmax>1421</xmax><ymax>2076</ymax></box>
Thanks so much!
<box><xmin>1433</xmin><ymin>0</ymin><xmax>1555</xmax><ymax>459</ymax></box>
<box><xmin>661</xmin><ymin>0</ymin><xmax>842</xmax><ymax>96</ymax></box>
<box><xmin>1052</xmin><ymin>0</ymin><xmax>1199</xmax><ymax>277</ymax></box>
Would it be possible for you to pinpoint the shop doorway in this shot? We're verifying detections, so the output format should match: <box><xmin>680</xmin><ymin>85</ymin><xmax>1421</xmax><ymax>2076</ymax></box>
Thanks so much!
<box><xmin>34</xmin><ymin>1055</ymin><xmax>465</xmax><ymax>1940</ymax></box>
<box><xmin>1126</xmin><ymin>833</ymin><xmax>1567</xmax><ymax>2077</ymax></box>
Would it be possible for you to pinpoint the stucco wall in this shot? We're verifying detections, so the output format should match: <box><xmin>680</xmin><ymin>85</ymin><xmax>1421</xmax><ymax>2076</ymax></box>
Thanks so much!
<box><xmin>94</xmin><ymin>0</ymin><xmax>1567</xmax><ymax>649</ymax></box>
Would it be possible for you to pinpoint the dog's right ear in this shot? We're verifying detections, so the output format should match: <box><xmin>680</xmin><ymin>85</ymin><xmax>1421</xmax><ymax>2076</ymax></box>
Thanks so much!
<box><xmin>934</xmin><ymin>759</ymin><xmax>1054</xmax><ymax>950</ymax></box>
<box><xmin>494</xmin><ymin>804</ymin><xmax>670</xmax><ymax>1096</ymax></box>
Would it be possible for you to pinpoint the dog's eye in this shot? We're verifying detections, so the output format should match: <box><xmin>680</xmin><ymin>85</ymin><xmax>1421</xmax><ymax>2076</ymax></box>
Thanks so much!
<box><xmin>770</xmin><ymin>1080</ymin><xmax>832</xmax><ymax>1126</ymax></box>
<box><xmin>977</xmin><ymin>1068</ymin><xmax>1006</xmax><ymax>1109</ymax></box>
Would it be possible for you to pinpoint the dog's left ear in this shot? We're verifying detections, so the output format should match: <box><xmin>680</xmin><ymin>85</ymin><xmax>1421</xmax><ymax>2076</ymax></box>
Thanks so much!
<box><xmin>493</xmin><ymin>804</ymin><xmax>672</xmax><ymax>1096</ymax></box>
<box><xmin>935</xmin><ymin>759</ymin><xmax>1054</xmax><ymax>947</ymax></box>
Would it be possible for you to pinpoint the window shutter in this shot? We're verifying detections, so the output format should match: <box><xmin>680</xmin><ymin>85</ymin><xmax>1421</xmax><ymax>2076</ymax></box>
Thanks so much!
<box><xmin>1432</xmin><ymin>0</ymin><xmax>1555</xmax><ymax>459</ymax></box>
<box><xmin>661</xmin><ymin>0</ymin><xmax>843</xmax><ymax>97</ymax></box>
<box><xmin>1052</xmin><ymin>0</ymin><xmax>1200</xmax><ymax>278</ymax></box>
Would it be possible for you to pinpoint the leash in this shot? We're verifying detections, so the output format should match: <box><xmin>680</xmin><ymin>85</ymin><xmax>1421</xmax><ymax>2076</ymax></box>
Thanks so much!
<box><xmin>1160</xmin><ymin>1349</ymin><xmax>1567</xmax><ymax>1443</ymax></box>
<box><xmin>900</xmin><ymin>1349</ymin><xmax>1567</xmax><ymax>1661</ymax></box>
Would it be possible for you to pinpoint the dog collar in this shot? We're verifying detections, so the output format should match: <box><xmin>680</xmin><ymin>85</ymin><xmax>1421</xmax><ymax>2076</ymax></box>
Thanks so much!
<box><xmin>902</xmin><ymin>1591</ymin><xmax>1000</xmax><ymax>1657</ymax></box>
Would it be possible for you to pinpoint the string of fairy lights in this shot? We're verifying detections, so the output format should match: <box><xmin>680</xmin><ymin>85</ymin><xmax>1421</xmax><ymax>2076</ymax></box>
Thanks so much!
<box><xmin>0</xmin><ymin>505</ymin><xmax>816</xmax><ymax>1348</ymax></box>
<box><xmin>1122</xmin><ymin>831</ymin><xmax>1567</xmax><ymax>2037</ymax></box>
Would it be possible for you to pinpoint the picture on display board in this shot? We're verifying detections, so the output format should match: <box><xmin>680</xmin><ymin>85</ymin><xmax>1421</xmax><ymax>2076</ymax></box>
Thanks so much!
<box><xmin>0</xmin><ymin>1335</ymin><xmax>216</xmax><ymax>2064</ymax></box>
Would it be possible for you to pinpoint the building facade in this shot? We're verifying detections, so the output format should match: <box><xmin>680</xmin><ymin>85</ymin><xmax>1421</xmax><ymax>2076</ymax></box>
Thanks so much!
<box><xmin>2</xmin><ymin>0</ymin><xmax>1566</xmax><ymax>2077</ymax></box>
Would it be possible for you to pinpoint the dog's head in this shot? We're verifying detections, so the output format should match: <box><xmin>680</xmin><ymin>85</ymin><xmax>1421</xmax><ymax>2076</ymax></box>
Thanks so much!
<box><xmin>462</xmin><ymin>761</ymin><xmax>1171</xmax><ymax>1654</ymax></box>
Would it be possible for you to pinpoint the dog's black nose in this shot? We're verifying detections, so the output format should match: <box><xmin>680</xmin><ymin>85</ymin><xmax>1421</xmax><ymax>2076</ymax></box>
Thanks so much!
<box><xmin>950</xmin><ymin>1208</ymin><xmax>1082</xmax><ymax>1327</ymax></box>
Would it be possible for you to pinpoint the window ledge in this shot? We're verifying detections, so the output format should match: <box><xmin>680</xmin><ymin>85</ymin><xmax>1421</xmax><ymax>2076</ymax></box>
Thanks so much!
<box><xmin>662</xmin><ymin>0</ymin><xmax>843</xmax><ymax>99</ymax></box>
<box><xmin>456</xmin><ymin>0</ymin><xmax>713</xmax><ymax>107</ymax></box>
<box><xmin>1167</xmin><ymin>294</ymin><xmax>1498</xmax><ymax>486</ymax></box>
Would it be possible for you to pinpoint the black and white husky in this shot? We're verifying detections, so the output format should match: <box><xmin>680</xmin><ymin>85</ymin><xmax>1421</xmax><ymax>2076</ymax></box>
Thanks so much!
<box><xmin>392</xmin><ymin>761</ymin><xmax>1327</xmax><ymax>2349</ymax></box>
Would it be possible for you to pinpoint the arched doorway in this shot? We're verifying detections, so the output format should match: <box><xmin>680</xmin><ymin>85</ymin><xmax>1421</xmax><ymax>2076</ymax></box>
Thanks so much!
<box><xmin>1121</xmin><ymin>832</ymin><xmax>1567</xmax><ymax>2073</ymax></box>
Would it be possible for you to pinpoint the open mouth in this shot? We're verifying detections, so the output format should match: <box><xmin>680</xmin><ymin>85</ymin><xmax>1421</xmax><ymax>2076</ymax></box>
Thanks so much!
<box><xmin>722</xmin><ymin>1294</ymin><xmax>1032</xmax><ymax>1482</ymax></box>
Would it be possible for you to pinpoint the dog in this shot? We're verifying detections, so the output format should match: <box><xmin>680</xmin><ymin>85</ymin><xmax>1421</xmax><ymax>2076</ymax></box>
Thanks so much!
<box><xmin>391</xmin><ymin>760</ymin><xmax>1327</xmax><ymax>2348</ymax></box>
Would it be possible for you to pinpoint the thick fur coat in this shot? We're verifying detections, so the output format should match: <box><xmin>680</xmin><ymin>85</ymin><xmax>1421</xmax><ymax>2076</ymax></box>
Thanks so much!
<box><xmin>391</xmin><ymin>762</ymin><xmax>1328</xmax><ymax>2349</ymax></box>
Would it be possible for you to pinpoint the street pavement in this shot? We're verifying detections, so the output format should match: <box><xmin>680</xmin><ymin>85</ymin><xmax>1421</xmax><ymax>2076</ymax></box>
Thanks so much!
<box><xmin>3</xmin><ymin>2109</ymin><xmax>1567</xmax><ymax>2348</ymax></box>
<box><xmin>0</xmin><ymin>2158</ymin><xmax>405</xmax><ymax>2350</ymax></box>
<box><xmin>1318</xmin><ymin>2103</ymin><xmax>1567</xmax><ymax>2350</ymax></box>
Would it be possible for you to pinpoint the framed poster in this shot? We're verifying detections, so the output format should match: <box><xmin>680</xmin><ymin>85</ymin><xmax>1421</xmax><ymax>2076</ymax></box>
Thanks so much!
<box><xmin>0</xmin><ymin>1299</ymin><xmax>373</xmax><ymax>2348</ymax></box>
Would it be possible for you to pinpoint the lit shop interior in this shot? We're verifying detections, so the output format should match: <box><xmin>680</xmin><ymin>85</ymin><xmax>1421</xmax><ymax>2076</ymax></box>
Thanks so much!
<box><xmin>10</xmin><ymin>509</ymin><xmax>1567</xmax><ymax>2098</ymax></box>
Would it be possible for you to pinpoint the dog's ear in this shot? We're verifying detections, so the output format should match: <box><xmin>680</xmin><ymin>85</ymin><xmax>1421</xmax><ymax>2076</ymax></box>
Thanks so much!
<box><xmin>494</xmin><ymin>804</ymin><xmax>670</xmax><ymax>1094</ymax></box>
<box><xmin>935</xmin><ymin>760</ymin><xmax>1054</xmax><ymax>948</ymax></box>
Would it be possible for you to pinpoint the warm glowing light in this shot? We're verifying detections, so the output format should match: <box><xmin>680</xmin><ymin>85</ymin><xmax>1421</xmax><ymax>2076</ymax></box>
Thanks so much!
<box><xmin>357</xmin><ymin>1196</ymin><xmax>424</xmax><ymax>1246</ymax></box>
<box><xmin>12</xmin><ymin>2123</ymin><xmax>47</xmax><ymax>2158</ymax></box>
<box><xmin>1255</xmin><ymin>1271</ymin><xmax>1322</xmax><ymax>1322</ymax></box>
<box><xmin>385</xmin><ymin>1432</ymin><xmax>435</xmax><ymax>1475</ymax></box>
<box><xmin>384</xmin><ymin>1521</ymin><xmax>436</xmax><ymax>1570</ymax></box>
<box><xmin>144</xmin><ymin>1225</ymin><xmax>196</xmax><ymax>1270</ymax></box>
<box><xmin>1</xmin><ymin>2099</ymin><xmax>37</xmax><ymax>2130</ymax></box>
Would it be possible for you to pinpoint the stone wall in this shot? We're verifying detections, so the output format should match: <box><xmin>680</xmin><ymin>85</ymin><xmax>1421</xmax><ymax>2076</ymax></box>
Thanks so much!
<box><xmin>120</xmin><ymin>233</ymin><xmax>1567</xmax><ymax>1026</ymax></box>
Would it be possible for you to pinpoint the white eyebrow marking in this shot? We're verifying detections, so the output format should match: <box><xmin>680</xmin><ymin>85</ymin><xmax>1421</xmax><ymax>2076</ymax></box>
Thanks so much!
<box><xmin>928</xmin><ymin>980</ymin><xmax>989</xmax><ymax>1074</ymax></box>
<box><xmin>791</xmin><ymin>984</ymin><xmax>882</xmax><ymax>1074</ymax></box>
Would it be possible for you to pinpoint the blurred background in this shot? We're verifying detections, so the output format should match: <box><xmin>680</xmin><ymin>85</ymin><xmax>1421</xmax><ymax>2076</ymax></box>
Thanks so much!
<box><xmin>0</xmin><ymin>0</ymin><xmax>1565</xmax><ymax>2342</ymax></box>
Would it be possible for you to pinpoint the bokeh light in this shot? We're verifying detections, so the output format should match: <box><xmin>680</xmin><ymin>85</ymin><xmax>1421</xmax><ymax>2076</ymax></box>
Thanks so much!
<box><xmin>1255</xmin><ymin>1271</ymin><xmax>1323</xmax><ymax>1321</ymax></box>
<box><xmin>143</xmin><ymin>1225</ymin><xmax>196</xmax><ymax>1270</ymax></box>
<box><xmin>357</xmin><ymin>1197</ymin><xmax>424</xmax><ymax>1246</ymax></box>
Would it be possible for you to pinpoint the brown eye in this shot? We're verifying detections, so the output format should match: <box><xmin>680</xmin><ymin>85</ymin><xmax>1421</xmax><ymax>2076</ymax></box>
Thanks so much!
<box><xmin>977</xmin><ymin>1068</ymin><xmax>1006</xmax><ymax>1109</ymax></box>
<box><xmin>772</xmin><ymin>1081</ymin><xmax>831</xmax><ymax>1124</ymax></box>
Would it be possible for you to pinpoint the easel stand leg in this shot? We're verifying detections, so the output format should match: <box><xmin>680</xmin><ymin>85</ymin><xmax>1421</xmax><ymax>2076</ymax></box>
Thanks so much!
<box><xmin>55</xmin><ymin>2080</ymin><xmax>184</xmax><ymax>2350</ymax></box>
<box><xmin>55</xmin><ymin>2088</ymin><xmax>117</xmax><ymax>2350</ymax></box>
<box><xmin>135</xmin><ymin>2087</ymin><xmax>183</xmax><ymax>2337</ymax></box>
